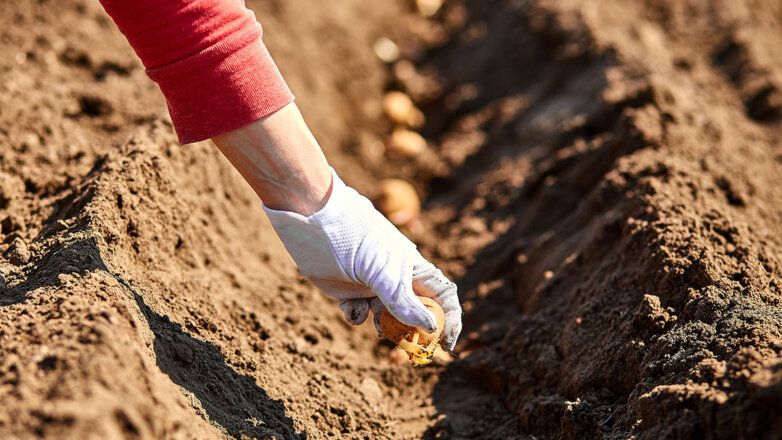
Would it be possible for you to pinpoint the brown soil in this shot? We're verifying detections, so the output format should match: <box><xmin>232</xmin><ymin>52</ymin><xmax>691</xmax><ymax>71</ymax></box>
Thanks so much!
<box><xmin>1</xmin><ymin>0</ymin><xmax>780</xmax><ymax>439</ymax></box>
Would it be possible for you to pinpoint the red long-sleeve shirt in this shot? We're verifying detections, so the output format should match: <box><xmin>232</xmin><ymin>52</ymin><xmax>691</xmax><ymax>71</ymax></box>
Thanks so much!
<box><xmin>100</xmin><ymin>0</ymin><xmax>294</xmax><ymax>144</ymax></box>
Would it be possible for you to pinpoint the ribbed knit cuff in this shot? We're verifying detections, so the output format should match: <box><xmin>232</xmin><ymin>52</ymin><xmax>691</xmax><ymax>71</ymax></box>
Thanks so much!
<box><xmin>146</xmin><ymin>24</ymin><xmax>294</xmax><ymax>144</ymax></box>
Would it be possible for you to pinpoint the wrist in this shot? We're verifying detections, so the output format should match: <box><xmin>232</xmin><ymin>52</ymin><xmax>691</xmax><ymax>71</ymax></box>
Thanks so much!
<box><xmin>267</xmin><ymin>167</ymin><xmax>333</xmax><ymax>215</ymax></box>
<box><xmin>212</xmin><ymin>102</ymin><xmax>332</xmax><ymax>215</ymax></box>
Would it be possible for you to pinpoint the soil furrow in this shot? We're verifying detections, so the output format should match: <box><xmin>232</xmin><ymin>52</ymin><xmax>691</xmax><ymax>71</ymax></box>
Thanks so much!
<box><xmin>0</xmin><ymin>0</ymin><xmax>780</xmax><ymax>439</ymax></box>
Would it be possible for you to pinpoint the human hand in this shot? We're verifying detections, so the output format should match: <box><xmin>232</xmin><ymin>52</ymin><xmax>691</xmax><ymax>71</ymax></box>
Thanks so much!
<box><xmin>263</xmin><ymin>168</ymin><xmax>462</xmax><ymax>351</ymax></box>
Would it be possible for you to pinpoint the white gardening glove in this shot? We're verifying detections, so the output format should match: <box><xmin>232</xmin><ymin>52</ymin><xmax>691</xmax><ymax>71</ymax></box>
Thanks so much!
<box><xmin>263</xmin><ymin>168</ymin><xmax>462</xmax><ymax>351</ymax></box>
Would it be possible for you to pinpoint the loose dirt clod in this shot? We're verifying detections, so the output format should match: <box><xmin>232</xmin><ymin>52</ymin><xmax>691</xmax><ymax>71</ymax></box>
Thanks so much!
<box><xmin>358</xmin><ymin>378</ymin><xmax>383</xmax><ymax>407</ymax></box>
<box><xmin>5</xmin><ymin>238</ymin><xmax>29</xmax><ymax>265</ymax></box>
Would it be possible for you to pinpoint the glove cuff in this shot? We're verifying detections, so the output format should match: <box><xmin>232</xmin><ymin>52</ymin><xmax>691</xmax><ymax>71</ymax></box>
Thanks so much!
<box><xmin>264</xmin><ymin>167</ymin><xmax>415</xmax><ymax>283</ymax></box>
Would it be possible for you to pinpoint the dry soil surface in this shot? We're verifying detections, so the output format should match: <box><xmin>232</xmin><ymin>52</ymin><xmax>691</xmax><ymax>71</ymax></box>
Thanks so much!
<box><xmin>0</xmin><ymin>0</ymin><xmax>780</xmax><ymax>439</ymax></box>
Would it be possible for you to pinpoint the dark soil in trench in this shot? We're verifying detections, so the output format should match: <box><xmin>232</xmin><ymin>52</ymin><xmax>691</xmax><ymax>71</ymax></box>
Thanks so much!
<box><xmin>0</xmin><ymin>0</ymin><xmax>780</xmax><ymax>439</ymax></box>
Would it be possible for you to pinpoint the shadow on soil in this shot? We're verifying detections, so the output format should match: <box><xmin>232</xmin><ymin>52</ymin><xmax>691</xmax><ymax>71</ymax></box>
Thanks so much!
<box><xmin>131</xmin><ymin>289</ymin><xmax>305</xmax><ymax>440</ymax></box>
<box><xmin>411</xmin><ymin>1</ymin><xmax>616</xmax><ymax>438</ymax></box>
<box><xmin>1</xmin><ymin>234</ymin><xmax>303</xmax><ymax>439</ymax></box>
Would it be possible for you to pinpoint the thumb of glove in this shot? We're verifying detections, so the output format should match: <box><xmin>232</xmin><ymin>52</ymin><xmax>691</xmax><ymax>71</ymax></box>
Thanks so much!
<box><xmin>355</xmin><ymin>230</ymin><xmax>437</xmax><ymax>332</ymax></box>
<box><xmin>338</xmin><ymin>298</ymin><xmax>370</xmax><ymax>325</ymax></box>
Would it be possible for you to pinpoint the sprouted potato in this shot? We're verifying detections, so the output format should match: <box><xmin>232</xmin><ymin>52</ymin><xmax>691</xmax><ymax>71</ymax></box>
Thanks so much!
<box><xmin>380</xmin><ymin>296</ymin><xmax>445</xmax><ymax>366</ymax></box>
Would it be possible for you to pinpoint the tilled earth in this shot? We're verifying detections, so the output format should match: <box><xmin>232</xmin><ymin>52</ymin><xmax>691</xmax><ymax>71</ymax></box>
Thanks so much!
<box><xmin>0</xmin><ymin>0</ymin><xmax>780</xmax><ymax>439</ymax></box>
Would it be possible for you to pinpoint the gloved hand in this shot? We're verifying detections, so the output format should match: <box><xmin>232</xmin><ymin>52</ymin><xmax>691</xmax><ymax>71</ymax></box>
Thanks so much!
<box><xmin>263</xmin><ymin>168</ymin><xmax>462</xmax><ymax>351</ymax></box>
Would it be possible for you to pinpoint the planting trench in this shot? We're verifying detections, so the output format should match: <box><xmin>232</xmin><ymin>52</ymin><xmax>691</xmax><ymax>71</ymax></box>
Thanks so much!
<box><xmin>0</xmin><ymin>0</ymin><xmax>780</xmax><ymax>439</ymax></box>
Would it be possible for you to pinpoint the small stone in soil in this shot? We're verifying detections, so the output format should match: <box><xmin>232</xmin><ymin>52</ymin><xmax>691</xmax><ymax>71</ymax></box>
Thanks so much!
<box><xmin>358</xmin><ymin>378</ymin><xmax>383</xmax><ymax>407</ymax></box>
<box><xmin>389</xmin><ymin>347</ymin><xmax>408</xmax><ymax>364</ymax></box>
<box><xmin>6</xmin><ymin>238</ymin><xmax>30</xmax><ymax>265</ymax></box>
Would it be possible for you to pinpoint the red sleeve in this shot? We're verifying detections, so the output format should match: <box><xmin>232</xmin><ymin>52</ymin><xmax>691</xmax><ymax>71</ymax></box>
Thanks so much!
<box><xmin>100</xmin><ymin>0</ymin><xmax>294</xmax><ymax>144</ymax></box>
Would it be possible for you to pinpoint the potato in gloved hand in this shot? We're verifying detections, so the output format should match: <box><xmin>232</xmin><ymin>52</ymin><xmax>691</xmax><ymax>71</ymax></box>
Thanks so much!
<box><xmin>263</xmin><ymin>168</ymin><xmax>462</xmax><ymax>352</ymax></box>
<box><xmin>380</xmin><ymin>296</ymin><xmax>446</xmax><ymax>366</ymax></box>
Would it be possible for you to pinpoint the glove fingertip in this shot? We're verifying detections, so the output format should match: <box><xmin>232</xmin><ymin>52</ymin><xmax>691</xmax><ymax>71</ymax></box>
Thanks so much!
<box><xmin>440</xmin><ymin>314</ymin><xmax>462</xmax><ymax>352</ymax></box>
<box><xmin>441</xmin><ymin>331</ymin><xmax>459</xmax><ymax>352</ymax></box>
<box><xmin>339</xmin><ymin>299</ymin><xmax>370</xmax><ymax>325</ymax></box>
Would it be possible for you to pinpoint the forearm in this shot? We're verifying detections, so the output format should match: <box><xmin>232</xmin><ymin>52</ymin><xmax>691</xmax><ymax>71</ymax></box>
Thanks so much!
<box><xmin>101</xmin><ymin>0</ymin><xmax>462</xmax><ymax>350</ymax></box>
<box><xmin>212</xmin><ymin>103</ymin><xmax>332</xmax><ymax>216</ymax></box>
